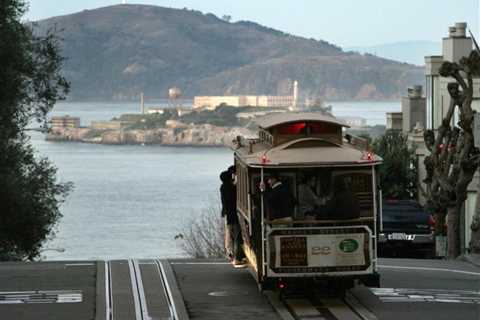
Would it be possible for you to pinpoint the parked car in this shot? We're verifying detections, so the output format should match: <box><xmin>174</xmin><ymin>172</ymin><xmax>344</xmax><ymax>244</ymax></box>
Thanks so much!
<box><xmin>378</xmin><ymin>200</ymin><xmax>435</xmax><ymax>258</ymax></box>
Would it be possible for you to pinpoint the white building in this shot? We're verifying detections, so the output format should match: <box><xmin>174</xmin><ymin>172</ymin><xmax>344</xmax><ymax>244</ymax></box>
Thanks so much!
<box><xmin>193</xmin><ymin>81</ymin><xmax>300</xmax><ymax>110</ymax></box>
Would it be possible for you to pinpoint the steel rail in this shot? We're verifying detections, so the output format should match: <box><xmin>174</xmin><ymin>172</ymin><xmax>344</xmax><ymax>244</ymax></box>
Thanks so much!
<box><xmin>267</xmin><ymin>289</ymin><xmax>377</xmax><ymax>320</ymax></box>
<box><xmin>155</xmin><ymin>259</ymin><xmax>189</xmax><ymax>320</ymax></box>
<box><xmin>128</xmin><ymin>260</ymin><xmax>145</xmax><ymax>320</ymax></box>
<box><xmin>106</xmin><ymin>261</ymin><xmax>113</xmax><ymax>320</ymax></box>
<box><xmin>131</xmin><ymin>260</ymin><xmax>151</xmax><ymax>320</ymax></box>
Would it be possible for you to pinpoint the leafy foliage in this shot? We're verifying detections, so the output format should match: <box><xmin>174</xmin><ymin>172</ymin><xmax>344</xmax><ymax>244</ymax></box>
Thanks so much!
<box><xmin>373</xmin><ymin>130</ymin><xmax>417</xmax><ymax>199</ymax></box>
<box><xmin>0</xmin><ymin>0</ymin><xmax>71</xmax><ymax>260</ymax></box>
<box><xmin>177</xmin><ymin>105</ymin><xmax>272</xmax><ymax>127</ymax></box>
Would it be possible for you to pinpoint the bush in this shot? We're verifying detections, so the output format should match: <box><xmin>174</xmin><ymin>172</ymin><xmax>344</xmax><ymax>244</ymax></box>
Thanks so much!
<box><xmin>176</xmin><ymin>200</ymin><xmax>225</xmax><ymax>259</ymax></box>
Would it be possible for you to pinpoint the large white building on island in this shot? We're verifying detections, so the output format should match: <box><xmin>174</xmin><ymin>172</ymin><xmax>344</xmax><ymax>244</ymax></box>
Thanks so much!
<box><xmin>193</xmin><ymin>81</ymin><xmax>299</xmax><ymax>110</ymax></box>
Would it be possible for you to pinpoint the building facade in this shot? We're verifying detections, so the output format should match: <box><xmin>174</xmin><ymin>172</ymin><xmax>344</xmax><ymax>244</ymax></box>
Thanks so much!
<box><xmin>193</xmin><ymin>81</ymin><xmax>299</xmax><ymax>110</ymax></box>
<box><xmin>193</xmin><ymin>95</ymin><xmax>296</xmax><ymax>110</ymax></box>
<box><xmin>50</xmin><ymin>116</ymin><xmax>80</xmax><ymax>129</ymax></box>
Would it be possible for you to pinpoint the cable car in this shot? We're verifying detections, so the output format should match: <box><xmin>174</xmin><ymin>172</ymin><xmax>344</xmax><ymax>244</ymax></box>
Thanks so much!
<box><xmin>231</xmin><ymin>112</ymin><xmax>382</xmax><ymax>290</ymax></box>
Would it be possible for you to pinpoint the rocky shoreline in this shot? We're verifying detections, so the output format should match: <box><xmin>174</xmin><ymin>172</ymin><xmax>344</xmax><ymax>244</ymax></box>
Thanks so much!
<box><xmin>46</xmin><ymin>124</ymin><xmax>254</xmax><ymax>147</ymax></box>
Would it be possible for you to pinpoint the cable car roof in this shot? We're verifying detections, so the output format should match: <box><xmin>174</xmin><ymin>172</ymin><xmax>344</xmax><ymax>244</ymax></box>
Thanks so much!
<box><xmin>234</xmin><ymin>138</ymin><xmax>382</xmax><ymax>167</ymax></box>
<box><xmin>254</xmin><ymin>112</ymin><xmax>350</xmax><ymax>129</ymax></box>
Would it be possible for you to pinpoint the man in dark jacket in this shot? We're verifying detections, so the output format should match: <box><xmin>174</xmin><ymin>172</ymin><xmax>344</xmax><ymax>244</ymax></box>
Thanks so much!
<box><xmin>261</xmin><ymin>172</ymin><xmax>295</xmax><ymax>223</ymax></box>
<box><xmin>220</xmin><ymin>170</ymin><xmax>245</xmax><ymax>267</ymax></box>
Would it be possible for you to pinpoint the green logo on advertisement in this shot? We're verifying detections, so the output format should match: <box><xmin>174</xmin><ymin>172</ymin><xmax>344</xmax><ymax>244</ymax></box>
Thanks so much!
<box><xmin>339</xmin><ymin>239</ymin><xmax>359</xmax><ymax>253</ymax></box>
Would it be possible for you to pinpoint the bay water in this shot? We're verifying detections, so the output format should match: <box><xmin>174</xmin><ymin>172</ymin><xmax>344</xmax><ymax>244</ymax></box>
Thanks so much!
<box><xmin>34</xmin><ymin>100</ymin><xmax>399</xmax><ymax>260</ymax></box>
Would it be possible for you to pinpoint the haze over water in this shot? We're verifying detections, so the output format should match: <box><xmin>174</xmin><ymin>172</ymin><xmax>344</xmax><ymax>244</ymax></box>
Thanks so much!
<box><xmin>34</xmin><ymin>101</ymin><xmax>399</xmax><ymax>260</ymax></box>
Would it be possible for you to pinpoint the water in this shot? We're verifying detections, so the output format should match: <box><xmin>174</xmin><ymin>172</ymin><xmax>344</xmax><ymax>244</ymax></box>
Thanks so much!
<box><xmin>34</xmin><ymin>100</ymin><xmax>399</xmax><ymax>260</ymax></box>
<box><xmin>328</xmin><ymin>100</ymin><xmax>400</xmax><ymax>126</ymax></box>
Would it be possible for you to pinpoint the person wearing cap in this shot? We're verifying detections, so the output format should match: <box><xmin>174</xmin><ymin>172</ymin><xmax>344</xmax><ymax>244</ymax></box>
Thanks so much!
<box><xmin>260</xmin><ymin>172</ymin><xmax>295</xmax><ymax>224</ymax></box>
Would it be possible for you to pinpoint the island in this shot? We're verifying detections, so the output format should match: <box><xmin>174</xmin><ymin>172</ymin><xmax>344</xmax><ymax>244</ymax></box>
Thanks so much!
<box><xmin>47</xmin><ymin>105</ymin><xmax>271</xmax><ymax>147</ymax></box>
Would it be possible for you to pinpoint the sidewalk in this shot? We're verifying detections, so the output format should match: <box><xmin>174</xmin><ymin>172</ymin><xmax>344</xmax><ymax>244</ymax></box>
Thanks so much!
<box><xmin>462</xmin><ymin>253</ymin><xmax>480</xmax><ymax>268</ymax></box>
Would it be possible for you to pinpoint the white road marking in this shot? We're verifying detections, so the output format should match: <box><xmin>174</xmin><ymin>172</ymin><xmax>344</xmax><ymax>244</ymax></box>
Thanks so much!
<box><xmin>371</xmin><ymin>288</ymin><xmax>480</xmax><ymax>304</ymax></box>
<box><xmin>170</xmin><ymin>262</ymin><xmax>230</xmax><ymax>265</ymax></box>
<box><xmin>65</xmin><ymin>263</ymin><xmax>96</xmax><ymax>267</ymax></box>
<box><xmin>378</xmin><ymin>264</ymin><xmax>480</xmax><ymax>276</ymax></box>
<box><xmin>0</xmin><ymin>291</ymin><xmax>82</xmax><ymax>304</ymax></box>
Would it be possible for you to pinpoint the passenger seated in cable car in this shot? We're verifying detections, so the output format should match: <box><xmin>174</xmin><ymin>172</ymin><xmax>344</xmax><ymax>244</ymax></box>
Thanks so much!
<box><xmin>324</xmin><ymin>177</ymin><xmax>361</xmax><ymax>220</ymax></box>
<box><xmin>260</xmin><ymin>172</ymin><xmax>295</xmax><ymax>224</ymax></box>
<box><xmin>297</xmin><ymin>174</ymin><xmax>326</xmax><ymax>220</ymax></box>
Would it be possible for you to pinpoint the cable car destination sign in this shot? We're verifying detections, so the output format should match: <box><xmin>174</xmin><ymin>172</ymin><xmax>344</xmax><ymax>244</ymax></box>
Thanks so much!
<box><xmin>269</xmin><ymin>227</ymin><xmax>371</xmax><ymax>273</ymax></box>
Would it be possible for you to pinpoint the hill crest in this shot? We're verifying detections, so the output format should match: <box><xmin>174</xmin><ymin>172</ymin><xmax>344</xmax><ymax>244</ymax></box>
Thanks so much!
<box><xmin>36</xmin><ymin>4</ymin><xmax>424</xmax><ymax>101</ymax></box>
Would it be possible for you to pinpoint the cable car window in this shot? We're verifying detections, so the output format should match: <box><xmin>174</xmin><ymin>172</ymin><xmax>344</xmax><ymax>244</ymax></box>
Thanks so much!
<box><xmin>277</xmin><ymin>122</ymin><xmax>307</xmax><ymax>135</ymax></box>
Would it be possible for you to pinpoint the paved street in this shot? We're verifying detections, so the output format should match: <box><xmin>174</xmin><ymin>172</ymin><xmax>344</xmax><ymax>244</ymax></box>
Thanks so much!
<box><xmin>0</xmin><ymin>258</ymin><xmax>480</xmax><ymax>319</ymax></box>
<box><xmin>351</xmin><ymin>258</ymin><xmax>480</xmax><ymax>320</ymax></box>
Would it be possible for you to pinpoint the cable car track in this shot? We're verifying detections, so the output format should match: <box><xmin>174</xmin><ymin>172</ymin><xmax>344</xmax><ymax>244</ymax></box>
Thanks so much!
<box><xmin>267</xmin><ymin>289</ymin><xmax>377</xmax><ymax>320</ymax></box>
<box><xmin>104</xmin><ymin>259</ymin><xmax>189</xmax><ymax>320</ymax></box>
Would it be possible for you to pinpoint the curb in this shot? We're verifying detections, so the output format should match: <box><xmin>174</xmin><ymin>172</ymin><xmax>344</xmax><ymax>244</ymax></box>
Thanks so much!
<box><xmin>462</xmin><ymin>254</ymin><xmax>480</xmax><ymax>267</ymax></box>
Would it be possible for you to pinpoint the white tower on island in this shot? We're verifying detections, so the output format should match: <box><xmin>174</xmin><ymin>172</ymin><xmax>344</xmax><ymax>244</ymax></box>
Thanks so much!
<box><xmin>292</xmin><ymin>80</ymin><xmax>299</xmax><ymax>110</ymax></box>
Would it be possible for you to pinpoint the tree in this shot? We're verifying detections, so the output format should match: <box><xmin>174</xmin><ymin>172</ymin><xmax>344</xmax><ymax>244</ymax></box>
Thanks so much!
<box><xmin>221</xmin><ymin>15</ymin><xmax>232</xmax><ymax>22</ymax></box>
<box><xmin>423</xmin><ymin>50</ymin><xmax>480</xmax><ymax>259</ymax></box>
<box><xmin>372</xmin><ymin>130</ymin><xmax>417</xmax><ymax>200</ymax></box>
<box><xmin>0</xmin><ymin>0</ymin><xmax>71</xmax><ymax>260</ymax></box>
<box><xmin>176</xmin><ymin>200</ymin><xmax>225</xmax><ymax>258</ymax></box>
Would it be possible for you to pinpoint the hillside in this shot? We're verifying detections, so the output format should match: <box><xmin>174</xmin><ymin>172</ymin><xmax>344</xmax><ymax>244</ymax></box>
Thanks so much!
<box><xmin>36</xmin><ymin>4</ymin><xmax>424</xmax><ymax>101</ymax></box>
<box><xmin>346</xmin><ymin>41</ymin><xmax>441</xmax><ymax>66</ymax></box>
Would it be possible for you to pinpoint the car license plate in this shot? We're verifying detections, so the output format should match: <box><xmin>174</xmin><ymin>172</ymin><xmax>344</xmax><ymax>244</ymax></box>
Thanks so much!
<box><xmin>388</xmin><ymin>233</ymin><xmax>415</xmax><ymax>241</ymax></box>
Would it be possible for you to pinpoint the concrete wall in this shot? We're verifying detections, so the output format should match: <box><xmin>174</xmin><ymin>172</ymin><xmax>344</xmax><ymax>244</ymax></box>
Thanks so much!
<box><xmin>193</xmin><ymin>96</ymin><xmax>243</xmax><ymax>109</ymax></box>
<box><xmin>193</xmin><ymin>95</ymin><xmax>295</xmax><ymax>109</ymax></box>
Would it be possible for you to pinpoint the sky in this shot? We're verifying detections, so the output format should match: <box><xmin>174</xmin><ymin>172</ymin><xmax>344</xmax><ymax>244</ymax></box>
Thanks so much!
<box><xmin>25</xmin><ymin>0</ymin><xmax>480</xmax><ymax>47</ymax></box>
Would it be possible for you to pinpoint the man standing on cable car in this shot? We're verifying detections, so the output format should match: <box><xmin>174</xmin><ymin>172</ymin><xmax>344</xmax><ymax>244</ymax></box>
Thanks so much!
<box><xmin>220</xmin><ymin>168</ymin><xmax>246</xmax><ymax>268</ymax></box>
<box><xmin>260</xmin><ymin>172</ymin><xmax>295</xmax><ymax>224</ymax></box>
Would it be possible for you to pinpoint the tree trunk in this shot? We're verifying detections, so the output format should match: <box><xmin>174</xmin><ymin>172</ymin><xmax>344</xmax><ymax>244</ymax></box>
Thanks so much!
<box><xmin>447</xmin><ymin>206</ymin><xmax>461</xmax><ymax>259</ymax></box>
<box><xmin>470</xmin><ymin>177</ymin><xmax>480</xmax><ymax>254</ymax></box>
<box><xmin>434</xmin><ymin>212</ymin><xmax>446</xmax><ymax>236</ymax></box>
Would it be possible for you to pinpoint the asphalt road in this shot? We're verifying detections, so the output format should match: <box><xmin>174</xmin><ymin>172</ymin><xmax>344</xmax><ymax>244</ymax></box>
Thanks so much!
<box><xmin>351</xmin><ymin>258</ymin><xmax>480</xmax><ymax>320</ymax></box>
<box><xmin>0</xmin><ymin>261</ymin><xmax>96</xmax><ymax>320</ymax></box>
<box><xmin>1</xmin><ymin>258</ymin><xmax>480</xmax><ymax>320</ymax></box>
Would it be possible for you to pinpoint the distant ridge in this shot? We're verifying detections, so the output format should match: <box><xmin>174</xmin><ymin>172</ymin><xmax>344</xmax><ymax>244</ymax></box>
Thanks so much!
<box><xmin>35</xmin><ymin>4</ymin><xmax>424</xmax><ymax>101</ymax></box>
<box><xmin>346</xmin><ymin>41</ymin><xmax>441</xmax><ymax>66</ymax></box>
